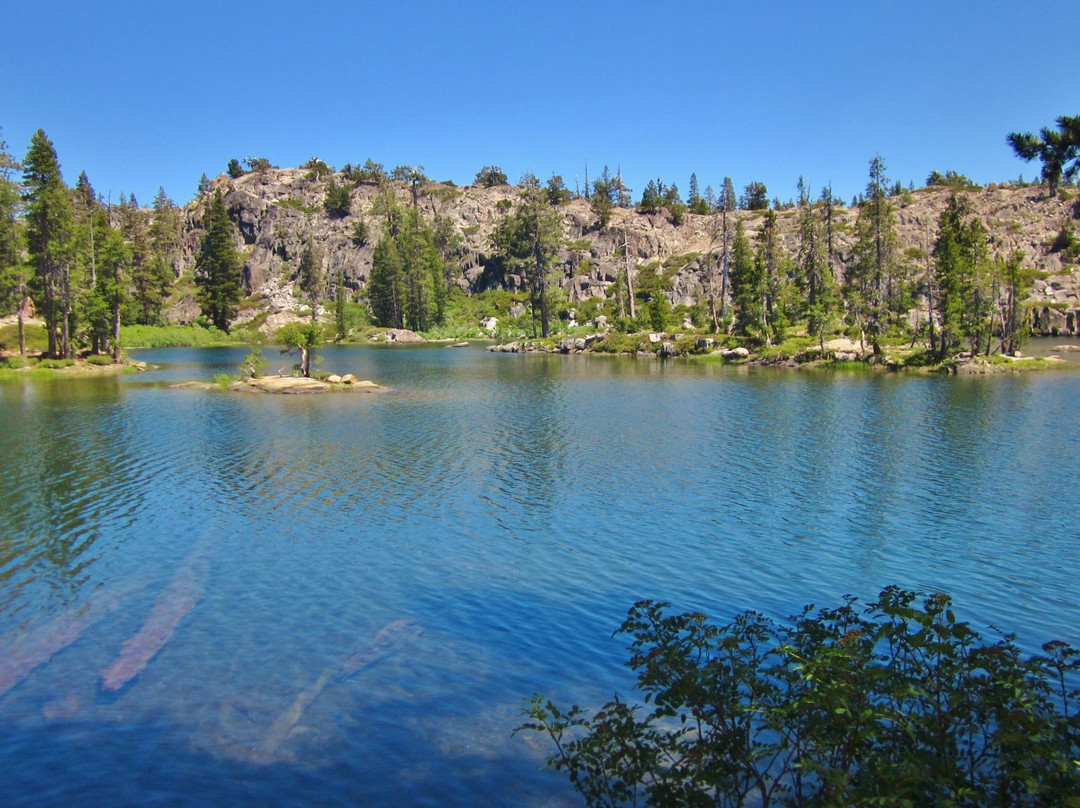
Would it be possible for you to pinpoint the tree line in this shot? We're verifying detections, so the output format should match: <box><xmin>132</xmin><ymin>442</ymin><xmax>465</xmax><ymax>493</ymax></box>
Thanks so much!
<box><xmin>0</xmin><ymin>128</ymin><xmax>182</xmax><ymax>360</ymax></box>
<box><xmin>3</xmin><ymin>115</ymin><xmax>1077</xmax><ymax>361</ymax></box>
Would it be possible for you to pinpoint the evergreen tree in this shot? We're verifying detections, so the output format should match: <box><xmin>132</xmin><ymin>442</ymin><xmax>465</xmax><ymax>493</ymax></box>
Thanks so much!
<box><xmin>96</xmin><ymin>226</ymin><xmax>131</xmax><ymax>361</ymax></box>
<box><xmin>846</xmin><ymin>156</ymin><xmax>899</xmax><ymax>355</ymax></box>
<box><xmin>1007</xmin><ymin>115</ymin><xmax>1080</xmax><ymax>198</ymax></box>
<box><xmin>277</xmin><ymin>321</ymin><xmax>320</xmax><ymax>378</ymax></box>
<box><xmin>323</xmin><ymin>178</ymin><xmax>351</xmax><ymax>218</ymax></box>
<box><xmin>194</xmin><ymin>191</ymin><xmax>242</xmax><ymax>331</ymax></box>
<box><xmin>334</xmin><ymin>266</ymin><xmax>348</xmax><ymax>341</ymax></box>
<box><xmin>23</xmin><ymin>129</ymin><xmax>74</xmax><ymax>358</ymax></box>
<box><xmin>739</xmin><ymin>181</ymin><xmax>768</xmax><ymax>210</ymax></box>
<box><xmin>138</xmin><ymin>187</ymin><xmax>180</xmax><ymax>325</ymax></box>
<box><xmin>397</xmin><ymin>207</ymin><xmax>440</xmax><ymax>332</ymax></box>
<box><xmin>368</xmin><ymin>234</ymin><xmax>404</xmax><ymax>328</ymax></box>
<box><xmin>545</xmin><ymin>175</ymin><xmax>572</xmax><ymax>207</ymax></box>
<box><xmin>933</xmin><ymin>194</ymin><xmax>990</xmax><ymax>359</ymax></box>
<box><xmin>474</xmin><ymin>165</ymin><xmax>508</xmax><ymax>187</ymax></box>
<box><xmin>756</xmin><ymin>209</ymin><xmax>791</xmax><ymax>343</ymax></box>
<box><xmin>0</xmin><ymin>129</ymin><xmax>27</xmax><ymax>354</ymax></box>
<box><xmin>730</xmin><ymin>220</ymin><xmax>764</xmax><ymax>339</ymax></box>
<box><xmin>298</xmin><ymin>236</ymin><xmax>322</xmax><ymax>322</ymax></box>
<box><xmin>638</xmin><ymin>180</ymin><xmax>662</xmax><ymax>214</ymax></box>
<box><xmin>688</xmin><ymin>172</ymin><xmax>708</xmax><ymax>214</ymax></box>
<box><xmin>998</xmin><ymin>250</ymin><xmax>1036</xmax><ymax>356</ymax></box>
<box><xmin>492</xmin><ymin>182</ymin><xmax>563</xmax><ymax>337</ymax></box>
<box><xmin>590</xmin><ymin>166</ymin><xmax>616</xmax><ymax>230</ymax></box>
<box><xmin>798</xmin><ymin>192</ymin><xmax>835</xmax><ymax>349</ymax></box>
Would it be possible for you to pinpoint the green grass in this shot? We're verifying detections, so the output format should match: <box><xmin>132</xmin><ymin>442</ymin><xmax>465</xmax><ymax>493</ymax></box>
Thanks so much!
<box><xmin>120</xmin><ymin>323</ymin><xmax>253</xmax><ymax>348</ymax></box>
<box><xmin>0</xmin><ymin>322</ymin><xmax>49</xmax><ymax>353</ymax></box>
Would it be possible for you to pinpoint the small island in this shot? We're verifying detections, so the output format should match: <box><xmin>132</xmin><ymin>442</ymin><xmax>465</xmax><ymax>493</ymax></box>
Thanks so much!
<box><xmin>172</xmin><ymin>373</ymin><xmax>389</xmax><ymax>395</ymax></box>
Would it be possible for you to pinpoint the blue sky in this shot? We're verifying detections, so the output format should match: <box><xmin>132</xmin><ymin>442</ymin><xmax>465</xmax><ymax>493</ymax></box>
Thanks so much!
<box><xmin>3</xmin><ymin>1</ymin><xmax>1077</xmax><ymax>207</ymax></box>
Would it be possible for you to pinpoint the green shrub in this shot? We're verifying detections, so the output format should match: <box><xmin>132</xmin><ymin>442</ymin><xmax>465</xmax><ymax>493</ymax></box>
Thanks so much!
<box><xmin>521</xmin><ymin>587</ymin><xmax>1080</xmax><ymax>808</ymax></box>
<box><xmin>38</xmin><ymin>358</ymin><xmax>74</xmax><ymax>369</ymax></box>
<box><xmin>85</xmin><ymin>354</ymin><xmax>114</xmax><ymax>366</ymax></box>
<box><xmin>0</xmin><ymin>355</ymin><xmax>31</xmax><ymax>369</ymax></box>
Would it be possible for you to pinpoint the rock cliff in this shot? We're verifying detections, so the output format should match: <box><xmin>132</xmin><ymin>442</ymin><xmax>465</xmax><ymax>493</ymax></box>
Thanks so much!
<box><xmin>169</xmin><ymin>169</ymin><xmax>1080</xmax><ymax>333</ymax></box>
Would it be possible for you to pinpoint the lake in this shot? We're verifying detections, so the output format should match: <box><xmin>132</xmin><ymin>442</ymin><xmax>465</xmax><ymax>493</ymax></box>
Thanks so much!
<box><xmin>2</xmin><ymin>344</ymin><xmax>1079</xmax><ymax>807</ymax></box>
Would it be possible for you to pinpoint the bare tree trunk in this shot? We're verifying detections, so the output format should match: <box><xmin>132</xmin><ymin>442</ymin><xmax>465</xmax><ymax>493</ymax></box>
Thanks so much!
<box><xmin>61</xmin><ymin>262</ymin><xmax>72</xmax><ymax>359</ymax></box>
<box><xmin>112</xmin><ymin>301</ymin><xmax>122</xmax><ymax>363</ymax></box>
<box><xmin>623</xmin><ymin>231</ymin><xmax>636</xmax><ymax>320</ymax></box>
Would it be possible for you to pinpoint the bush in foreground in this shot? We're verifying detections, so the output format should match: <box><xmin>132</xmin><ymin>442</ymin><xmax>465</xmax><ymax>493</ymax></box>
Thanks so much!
<box><xmin>520</xmin><ymin>587</ymin><xmax>1080</xmax><ymax>807</ymax></box>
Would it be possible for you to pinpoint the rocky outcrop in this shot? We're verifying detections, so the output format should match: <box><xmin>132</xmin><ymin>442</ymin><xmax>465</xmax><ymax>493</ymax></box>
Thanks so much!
<box><xmin>169</xmin><ymin>170</ymin><xmax>1080</xmax><ymax>333</ymax></box>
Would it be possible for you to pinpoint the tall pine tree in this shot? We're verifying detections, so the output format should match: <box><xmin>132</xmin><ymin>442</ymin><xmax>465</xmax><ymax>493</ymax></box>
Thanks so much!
<box><xmin>194</xmin><ymin>191</ymin><xmax>241</xmax><ymax>331</ymax></box>
<box><xmin>23</xmin><ymin>130</ymin><xmax>74</xmax><ymax>358</ymax></box>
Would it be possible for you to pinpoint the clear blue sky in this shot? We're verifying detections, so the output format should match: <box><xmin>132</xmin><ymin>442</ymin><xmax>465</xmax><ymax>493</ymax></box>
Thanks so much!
<box><xmin>3</xmin><ymin>1</ymin><xmax>1077</xmax><ymax>207</ymax></box>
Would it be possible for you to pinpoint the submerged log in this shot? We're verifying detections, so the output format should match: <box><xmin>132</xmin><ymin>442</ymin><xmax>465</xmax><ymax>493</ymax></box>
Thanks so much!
<box><xmin>100</xmin><ymin>552</ymin><xmax>209</xmax><ymax>692</ymax></box>
<box><xmin>0</xmin><ymin>578</ymin><xmax>145</xmax><ymax>697</ymax></box>
<box><xmin>259</xmin><ymin>619</ymin><xmax>422</xmax><ymax>759</ymax></box>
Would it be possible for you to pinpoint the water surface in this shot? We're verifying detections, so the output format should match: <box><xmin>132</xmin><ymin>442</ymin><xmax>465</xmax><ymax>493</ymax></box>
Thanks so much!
<box><xmin>2</xmin><ymin>345</ymin><xmax>1079</xmax><ymax>806</ymax></box>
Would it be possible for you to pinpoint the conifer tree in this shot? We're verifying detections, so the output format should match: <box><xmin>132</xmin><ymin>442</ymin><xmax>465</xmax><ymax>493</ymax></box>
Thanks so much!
<box><xmin>0</xmin><ymin>130</ymin><xmax>26</xmax><ymax>354</ymax></box>
<box><xmin>194</xmin><ymin>191</ymin><xmax>241</xmax><ymax>331</ymax></box>
<box><xmin>1007</xmin><ymin>116</ymin><xmax>1080</xmax><ymax>198</ymax></box>
<box><xmin>23</xmin><ymin>129</ymin><xmax>74</xmax><ymax>358</ymax></box>
<box><xmin>492</xmin><ymin>182</ymin><xmax>563</xmax><ymax>337</ymax></box>
<box><xmin>933</xmin><ymin>194</ymin><xmax>990</xmax><ymax>359</ymax></box>
<box><xmin>137</xmin><ymin>187</ymin><xmax>180</xmax><ymax>325</ymax></box>
<box><xmin>97</xmin><ymin>226</ymin><xmax>131</xmax><ymax>361</ymax></box>
<box><xmin>297</xmin><ymin>235</ymin><xmax>323</xmax><ymax>323</ymax></box>
<box><xmin>368</xmin><ymin>234</ymin><xmax>404</xmax><ymax>328</ymax></box>
<box><xmin>846</xmin><ymin>156</ymin><xmax>899</xmax><ymax>355</ymax></box>
<box><xmin>730</xmin><ymin>220</ymin><xmax>764</xmax><ymax>339</ymax></box>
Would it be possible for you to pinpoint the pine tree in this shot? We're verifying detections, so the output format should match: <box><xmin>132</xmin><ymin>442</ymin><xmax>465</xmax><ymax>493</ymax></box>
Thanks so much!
<box><xmin>799</xmin><ymin>193</ymin><xmax>835</xmax><ymax>349</ymax></box>
<box><xmin>138</xmin><ymin>187</ymin><xmax>180</xmax><ymax>325</ymax></box>
<box><xmin>846</xmin><ymin>156</ymin><xmax>898</xmax><ymax>355</ymax></box>
<box><xmin>590</xmin><ymin>166</ymin><xmax>616</xmax><ymax>230</ymax></box>
<box><xmin>730</xmin><ymin>220</ymin><xmax>764</xmax><ymax>339</ymax></box>
<box><xmin>1007</xmin><ymin>116</ymin><xmax>1080</xmax><ymax>198</ymax></box>
<box><xmin>0</xmin><ymin>129</ymin><xmax>27</xmax><ymax>354</ymax></box>
<box><xmin>23</xmin><ymin>129</ymin><xmax>74</xmax><ymax>358</ymax></box>
<box><xmin>323</xmin><ymin>178</ymin><xmax>351</xmax><ymax>218</ymax></box>
<box><xmin>97</xmin><ymin>226</ymin><xmax>131</xmax><ymax>361</ymax></box>
<box><xmin>334</xmin><ymin>266</ymin><xmax>348</xmax><ymax>341</ymax></box>
<box><xmin>298</xmin><ymin>236</ymin><xmax>323</xmax><ymax>322</ymax></box>
<box><xmin>933</xmin><ymin>194</ymin><xmax>990</xmax><ymax>359</ymax></box>
<box><xmin>492</xmin><ymin>182</ymin><xmax>563</xmax><ymax>337</ymax></box>
<box><xmin>194</xmin><ymin>191</ymin><xmax>242</xmax><ymax>331</ymax></box>
<box><xmin>368</xmin><ymin>235</ymin><xmax>404</xmax><ymax>328</ymax></box>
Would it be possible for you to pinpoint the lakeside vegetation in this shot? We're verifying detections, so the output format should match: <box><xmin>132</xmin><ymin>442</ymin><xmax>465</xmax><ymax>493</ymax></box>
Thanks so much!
<box><xmin>521</xmin><ymin>587</ymin><xmax>1080</xmax><ymax>808</ymax></box>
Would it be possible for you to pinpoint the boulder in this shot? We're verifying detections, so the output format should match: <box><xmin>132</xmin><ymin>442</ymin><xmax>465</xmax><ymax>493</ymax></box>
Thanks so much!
<box><xmin>327</xmin><ymin>374</ymin><xmax>342</xmax><ymax>383</ymax></box>
<box><xmin>341</xmin><ymin>373</ymin><xmax>359</xmax><ymax>384</ymax></box>
<box><xmin>697</xmin><ymin>338</ymin><xmax>716</xmax><ymax>350</ymax></box>
<box><xmin>648</xmin><ymin>332</ymin><xmax>662</xmax><ymax>344</ymax></box>
<box><xmin>660</xmin><ymin>341</ymin><xmax>677</xmax><ymax>357</ymax></box>
<box><xmin>386</xmin><ymin>328</ymin><xmax>424</xmax><ymax>343</ymax></box>
<box><xmin>722</xmin><ymin>347</ymin><xmax>750</xmax><ymax>360</ymax></box>
<box><xmin>482</xmin><ymin>316</ymin><xmax>498</xmax><ymax>334</ymax></box>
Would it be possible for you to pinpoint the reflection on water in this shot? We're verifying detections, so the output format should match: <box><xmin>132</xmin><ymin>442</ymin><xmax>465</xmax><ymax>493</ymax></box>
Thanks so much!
<box><xmin>2</xmin><ymin>347</ymin><xmax>1080</xmax><ymax>806</ymax></box>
